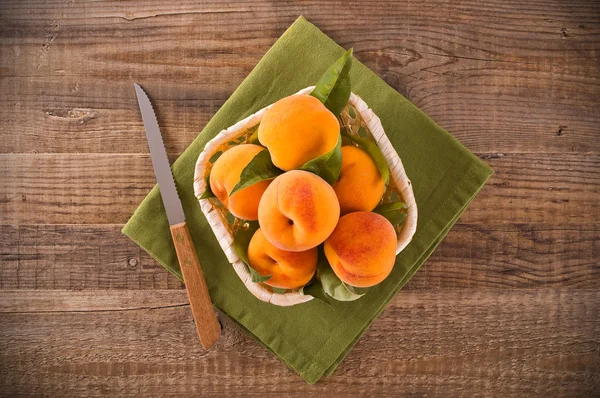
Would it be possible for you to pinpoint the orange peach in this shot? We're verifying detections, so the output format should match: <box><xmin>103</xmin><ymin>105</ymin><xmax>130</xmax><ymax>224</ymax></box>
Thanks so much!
<box><xmin>333</xmin><ymin>145</ymin><xmax>385</xmax><ymax>215</ymax></box>
<box><xmin>209</xmin><ymin>144</ymin><xmax>271</xmax><ymax>220</ymax></box>
<box><xmin>258</xmin><ymin>170</ymin><xmax>340</xmax><ymax>251</ymax></box>
<box><xmin>248</xmin><ymin>228</ymin><xmax>318</xmax><ymax>289</ymax></box>
<box><xmin>258</xmin><ymin>94</ymin><xmax>340</xmax><ymax>170</ymax></box>
<box><xmin>324</xmin><ymin>212</ymin><xmax>397</xmax><ymax>288</ymax></box>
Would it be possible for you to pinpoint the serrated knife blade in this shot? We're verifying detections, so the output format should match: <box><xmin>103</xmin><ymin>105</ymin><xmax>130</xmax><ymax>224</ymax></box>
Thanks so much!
<box><xmin>133</xmin><ymin>83</ymin><xmax>221</xmax><ymax>349</ymax></box>
<box><xmin>134</xmin><ymin>83</ymin><xmax>185</xmax><ymax>226</ymax></box>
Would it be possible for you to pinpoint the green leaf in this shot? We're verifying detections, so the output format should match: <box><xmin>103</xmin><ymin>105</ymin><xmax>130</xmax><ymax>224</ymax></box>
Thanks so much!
<box><xmin>373</xmin><ymin>202</ymin><xmax>408</xmax><ymax>226</ymax></box>
<box><xmin>248</xmin><ymin>124</ymin><xmax>260</xmax><ymax>144</ymax></box>
<box><xmin>272</xmin><ymin>287</ymin><xmax>287</xmax><ymax>294</ymax></box>
<box><xmin>233</xmin><ymin>226</ymin><xmax>272</xmax><ymax>283</ymax></box>
<box><xmin>249</xmin><ymin>266</ymin><xmax>272</xmax><ymax>283</ymax></box>
<box><xmin>209</xmin><ymin>151</ymin><xmax>223</xmax><ymax>164</ymax></box>
<box><xmin>300</xmin><ymin>134</ymin><xmax>342</xmax><ymax>185</ymax></box>
<box><xmin>230</xmin><ymin>150</ymin><xmax>282</xmax><ymax>196</ymax></box>
<box><xmin>199</xmin><ymin>173</ymin><xmax>216</xmax><ymax>199</ymax></box>
<box><xmin>248</xmin><ymin>131</ymin><xmax>259</xmax><ymax>144</ymax></box>
<box><xmin>348</xmin><ymin>106</ymin><xmax>356</xmax><ymax>119</ymax></box>
<box><xmin>342</xmin><ymin>131</ymin><xmax>390</xmax><ymax>185</ymax></box>
<box><xmin>228</xmin><ymin>137</ymin><xmax>246</xmax><ymax>146</ymax></box>
<box><xmin>318</xmin><ymin>256</ymin><xmax>365</xmax><ymax>302</ymax></box>
<box><xmin>311</xmin><ymin>49</ymin><xmax>353</xmax><ymax>116</ymax></box>
<box><xmin>344</xmin><ymin>284</ymin><xmax>370</xmax><ymax>296</ymax></box>
<box><xmin>225</xmin><ymin>212</ymin><xmax>236</xmax><ymax>226</ymax></box>
<box><xmin>301</xmin><ymin>279</ymin><xmax>332</xmax><ymax>307</ymax></box>
<box><xmin>199</xmin><ymin>190</ymin><xmax>215</xmax><ymax>199</ymax></box>
<box><xmin>232</xmin><ymin>226</ymin><xmax>256</xmax><ymax>266</ymax></box>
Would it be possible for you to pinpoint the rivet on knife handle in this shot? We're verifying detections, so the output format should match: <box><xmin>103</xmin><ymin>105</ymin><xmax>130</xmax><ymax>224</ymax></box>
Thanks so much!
<box><xmin>170</xmin><ymin>221</ymin><xmax>221</xmax><ymax>349</ymax></box>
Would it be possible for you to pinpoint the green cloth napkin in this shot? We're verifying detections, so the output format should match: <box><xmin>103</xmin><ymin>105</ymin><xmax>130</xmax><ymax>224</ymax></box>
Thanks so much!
<box><xmin>123</xmin><ymin>16</ymin><xmax>493</xmax><ymax>383</ymax></box>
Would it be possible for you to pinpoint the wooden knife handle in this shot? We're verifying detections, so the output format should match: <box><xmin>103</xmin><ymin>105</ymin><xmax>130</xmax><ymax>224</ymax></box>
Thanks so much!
<box><xmin>170</xmin><ymin>222</ymin><xmax>221</xmax><ymax>349</ymax></box>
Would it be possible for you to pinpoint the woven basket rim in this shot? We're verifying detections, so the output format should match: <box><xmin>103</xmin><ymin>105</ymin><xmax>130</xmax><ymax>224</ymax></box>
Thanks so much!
<box><xmin>193</xmin><ymin>86</ymin><xmax>417</xmax><ymax>306</ymax></box>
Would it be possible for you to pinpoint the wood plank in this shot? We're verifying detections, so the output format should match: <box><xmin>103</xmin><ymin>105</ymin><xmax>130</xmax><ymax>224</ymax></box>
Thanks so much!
<box><xmin>407</xmin><ymin>223</ymin><xmax>600</xmax><ymax>290</ymax></box>
<box><xmin>0</xmin><ymin>289</ymin><xmax>597</xmax><ymax>396</ymax></box>
<box><xmin>1</xmin><ymin>1</ymin><xmax>598</xmax><ymax>155</ymax></box>
<box><xmin>0</xmin><ymin>79</ymin><xmax>226</xmax><ymax>155</ymax></box>
<box><xmin>0</xmin><ymin>154</ymin><xmax>156</xmax><ymax>225</ymax></box>
<box><xmin>461</xmin><ymin>152</ymin><xmax>600</xmax><ymax>224</ymax></box>
<box><xmin>0</xmin><ymin>224</ymin><xmax>183</xmax><ymax>290</ymax></box>
<box><xmin>1</xmin><ymin>223</ymin><xmax>598</xmax><ymax>291</ymax></box>
<box><xmin>3</xmin><ymin>0</ymin><xmax>598</xmax><ymax>67</ymax></box>
<box><xmin>0</xmin><ymin>290</ymin><xmax>188</xmax><ymax>313</ymax></box>
<box><xmin>1</xmin><ymin>65</ymin><xmax>598</xmax><ymax>155</ymax></box>
<box><xmin>1</xmin><ymin>153</ymin><xmax>598</xmax><ymax>224</ymax></box>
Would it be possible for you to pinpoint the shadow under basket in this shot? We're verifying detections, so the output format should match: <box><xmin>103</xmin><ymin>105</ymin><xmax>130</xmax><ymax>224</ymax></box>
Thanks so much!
<box><xmin>193</xmin><ymin>87</ymin><xmax>417</xmax><ymax>306</ymax></box>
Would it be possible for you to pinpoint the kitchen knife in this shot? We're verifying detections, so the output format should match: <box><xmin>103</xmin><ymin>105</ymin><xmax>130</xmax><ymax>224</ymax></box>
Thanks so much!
<box><xmin>134</xmin><ymin>83</ymin><xmax>221</xmax><ymax>349</ymax></box>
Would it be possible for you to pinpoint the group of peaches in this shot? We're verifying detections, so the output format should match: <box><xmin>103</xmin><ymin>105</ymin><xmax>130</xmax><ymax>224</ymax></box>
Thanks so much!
<box><xmin>206</xmin><ymin>93</ymin><xmax>399</xmax><ymax>293</ymax></box>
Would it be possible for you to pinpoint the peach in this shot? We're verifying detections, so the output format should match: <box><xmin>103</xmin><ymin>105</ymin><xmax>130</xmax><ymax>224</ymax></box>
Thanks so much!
<box><xmin>333</xmin><ymin>145</ymin><xmax>385</xmax><ymax>215</ymax></box>
<box><xmin>209</xmin><ymin>144</ymin><xmax>271</xmax><ymax>220</ymax></box>
<box><xmin>258</xmin><ymin>170</ymin><xmax>340</xmax><ymax>251</ymax></box>
<box><xmin>324</xmin><ymin>212</ymin><xmax>397</xmax><ymax>288</ymax></box>
<box><xmin>248</xmin><ymin>228</ymin><xmax>318</xmax><ymax>289</ymax></box>
<box><xmin>258</xmin><ymin>94</ymin><xmax>340</xmax><ymax>171</ymax></box>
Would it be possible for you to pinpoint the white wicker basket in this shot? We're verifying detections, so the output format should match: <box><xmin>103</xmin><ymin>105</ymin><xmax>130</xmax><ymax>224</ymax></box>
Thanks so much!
<box><xmin>193</xmin><ymin>87</ymin><xmax>417</xmax><ymax>306</ymax></box>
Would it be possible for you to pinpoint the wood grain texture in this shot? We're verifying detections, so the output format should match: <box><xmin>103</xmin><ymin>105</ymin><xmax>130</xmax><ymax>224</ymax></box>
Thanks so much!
<box><xmin>0</xmin><ymin>224</ymin><xmax>184</xmax><ymax>291</ymax></box>
<box><xmin>0</xmin><ymin>1</ymin><xmax>599</xmax><ymax>155</ymax></box>
<box><xmin>0</xmin><ymin>0</ymin><xmax>599</xmax><ymax>395</ymax></box>
<box><xmin>170</xmin><ymin>222</ymin><xmax>221</xmax><ymax>349</ymax></box>
<box><xmin>1</xmin><ymin>223</ymin><xmax>598</xmax><ymax>291</ymax></box>
<box><xmin>1</xmin><ymin>153</ymin><xmax>598</xmax><ymax>224</ymax></box>
<box><xmin>0</xmin><ymin>289</ymin><xmax>598</xmax><ymax>396</ymax></box>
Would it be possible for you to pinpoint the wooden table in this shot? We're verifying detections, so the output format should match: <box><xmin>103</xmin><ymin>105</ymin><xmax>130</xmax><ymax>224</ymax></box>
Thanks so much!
<box><xmin>1</xmin><ymin>1</ymin><xmax>599</xmax><ymax>396</ymax></box>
